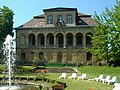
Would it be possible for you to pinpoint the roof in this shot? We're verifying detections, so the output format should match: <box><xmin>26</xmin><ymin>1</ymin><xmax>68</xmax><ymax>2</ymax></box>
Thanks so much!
<box><xmin>78</xmin><ymin>17</ymin><xmax>97</xmax><ymax>25</ymax></box>
<box><xmin>19</xmin><ymin>18</ymin><xmax>45</xmax><ymax>27</ymax></box>
<box><xmin>78</xmin><ymin>13</ymin><xmax>91</xmax><ymax>17</ymax></box>
<box><xmin>33</xmin><ymin>14</ymin><xmax>45</xmax><ymax>18</ymax></box>
<box><xmin>43</xmin><ymin>7</ymin><xmax>77</xmax><ymax>12</ymax></box>
<box><xmin>16</xmin><ymin>7</ymin><xmax>97</xmax><ymax>28</ymax></box>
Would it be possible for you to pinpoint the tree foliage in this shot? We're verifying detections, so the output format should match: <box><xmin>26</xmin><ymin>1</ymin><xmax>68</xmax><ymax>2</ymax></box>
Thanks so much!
<box><xmin>0</xmin><ymin>6</ymin><xmax>14</xmax><ymax>49</ymax></box>
<box><xmin>91</xmin><ymin>1</ymin><xmax>120</xmax><ymax>65</ymax></box>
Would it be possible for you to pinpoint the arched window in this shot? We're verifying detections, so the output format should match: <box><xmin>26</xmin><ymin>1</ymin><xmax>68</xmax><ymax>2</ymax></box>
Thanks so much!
<box><xmin>47</xmin><ymin>52</ymin><xmax>53</xmax><ymax>62</ymax></box>
<box><xmin>21</xmin><ymin>52</ymin><xmax>26</xmax><ymax>60</ymax></box>
<box><xmin>67</xmin><ymin>14</ymin><xmax>72</xmax><ymax>24</ymax></box>
<box><xmin>37</xmin><ymin>33</ymin><xmax>44</xmax><ymax>46</ymax></box>
<box><xmin>29</xmin><ymin>52</ymin><xmax>34</xmax><ymax>60</ymax></box>
<box><xmin>66</xmin><ymin>52</ymin><xmax>72</xmax><ymax>62</ymax></box>
<box><xmin>87</xmin><ymin>52</ymin><xmax>92</xmax><ymax>60</ymax></box>
<box><xmin>39</xmin><ymin>52</ymin><xmax>44</xmax><ymax>60</ymax></box>
<box><xmin>57</xmin><ymin>52</ymin><xmax>63</xmax><ymax>63</ymax></box>
<box><xmin>47</xmin><ymin>33</ymin><xmax>54</xmax><ymax>46</ymax></box>
<box><xmin>47</xmin><ymin>15</ymin><xmax>53</xmax><ymax>24</ymax></box>
<box><xmin>86</xmin><ymin>33</ymin><xmax>93</xmax><ymax>46</ymax></box>
<box><xmin>56</xmin><ymin>33</ymin><xmax>63</xmax><ymax>47</ymax></box>
<box><xmin>66</xmin><ymin>33</ymin><xmax>73</xmax><ymax>47</ymax></box>
<box><xmin>28</xmin><ymin>34</ymin><xmax>35</xmax><ymax>46</ymax></box>
<box><xmin>20</xmin><ymin>35</ymin><xmax>26</xmax><ymax>45</ymax></box>
<box><xmin>76</xmin><ymin>33</ymin><xmax>83</xmax><ymax>46</ymax></box>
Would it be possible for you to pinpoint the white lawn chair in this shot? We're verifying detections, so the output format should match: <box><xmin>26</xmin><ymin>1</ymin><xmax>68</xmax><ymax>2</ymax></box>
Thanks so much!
<box><xmin>78</xmin><ymin>73</ymin><xmax>86</xmax><ymax>80</ymax></box>
<box><xmin>93</xmin><ymin>74</ymin><xmax>104</xmax><ymax>82</ymax></box>
<box><xmin>59</xmin><ymin>73</ymin><xmax>67</xmax><ymax>79</ymax></box>
<box><xmin>106</xmin><ymin>76</ymin><xmax>117</xmax><ymax>85</ymax></box>
<box><xmin>100</xmin><ymin>75</ymin><xmax>110</xmax><ymax>83</ymax></box>
<box><xmin>68</xmin><ymin>73</ymin><xmax>77</xmax><ymax>79</ymax></box>
<box><xmin>113</xmin><ymin>83</ymin><xmax>120</xmax><ymax>90</ymax></box>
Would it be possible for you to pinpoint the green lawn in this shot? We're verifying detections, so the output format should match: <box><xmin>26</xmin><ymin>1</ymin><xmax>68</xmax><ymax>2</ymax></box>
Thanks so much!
<box><xmin>0</xmin><ymin>66</ymin><xmax>120</xmax><ymax>90</ymax></box>
<box><xmin>45</xmin><ymin>66</ymin><xmax>120</xmax><ymax>90</ymax></box>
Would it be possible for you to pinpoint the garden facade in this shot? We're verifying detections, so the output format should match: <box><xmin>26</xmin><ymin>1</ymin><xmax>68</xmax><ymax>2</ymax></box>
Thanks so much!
<box><xmin>15</xmin><ymin>7</ymin><xmax>97</xmax><ymax>65</ymax></box>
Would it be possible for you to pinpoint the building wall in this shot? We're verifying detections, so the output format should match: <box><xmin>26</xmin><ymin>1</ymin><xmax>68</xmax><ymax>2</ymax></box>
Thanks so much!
<box><xmin>15</xmin><ymin>7</ymin><xmax>96</xmax><ymax>65</ymax></box>
<box><xmin>16</xmin><ymin>26</ymin><xmax>94</xmax><ymax>65</ymax></box>
<box><xmin>44</xmin><ymin>11</ymin><xmax>76</xmax><ymax>26</ymax></box>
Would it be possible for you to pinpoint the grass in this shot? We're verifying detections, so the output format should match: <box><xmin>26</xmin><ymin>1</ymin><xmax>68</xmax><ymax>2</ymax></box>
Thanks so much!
<box><xmin>45</xmin><ymin>66</ymin><xmax>120</xmax><ymax>90</ymax></box>
<box><xmin>0</xmin><ymin>66</ymin><xmax>120</xmax><ymax>90</ymax></box>
<box><xmin>77</xmin><ymin>66</ymin><xmax>120</xmax><ymax>81</ymax></box>
<box><xmin>45</xmin><ymin>73</ymin><xmax>113</xmax><ymax>90</ymax></box>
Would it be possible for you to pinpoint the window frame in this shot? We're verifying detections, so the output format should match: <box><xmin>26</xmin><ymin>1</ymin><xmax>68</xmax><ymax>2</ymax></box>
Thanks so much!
<box><xmin>47</xmin><ymin>15</ymin><xmax>53</xmax><ymax>24</ymax></box>
<box><xmin>67</xmin><ymin>14</ymin><xmax>73</xmax><ymax>24</ymax></box>
<box><xmin>57</xmin><ymin>15</ymin><xmax>62</xmax><ymax>22</ymax></box>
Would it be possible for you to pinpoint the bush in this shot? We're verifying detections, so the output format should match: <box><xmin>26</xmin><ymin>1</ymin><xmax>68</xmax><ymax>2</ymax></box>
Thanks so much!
<box><xmin>15</xmin><ymin>60</ymin><xmax>33</xmax><ymax>66</ymax></box>
<box><xmin>14</xmin><ymin>66</ymin><xmax>33</xmax><ymax>73</ymax></box>
<box><xmin>39</xmin><ymin>84</ymin><xmax>42</xmax><ymax>90</ymax></box>
<box><xmin>33</xmin><ymin>77</ymin><xmax>36</xmax><ymax>81</ymax></box>
<box><xmin>26</xmin><ymin>75</ymin><xmax>30</xmax><ymax>81</ymax></box>
<box><xmin>45</xmin><ymin>63</ymin><xmax>72</xmax><ymax>67</ymax></box>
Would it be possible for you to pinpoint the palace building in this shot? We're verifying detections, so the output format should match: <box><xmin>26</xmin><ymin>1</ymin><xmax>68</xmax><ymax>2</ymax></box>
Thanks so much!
<box><xmin>15</xmin><ymin>7</ymin><xmax>97</xmax><ymax>65</ymax></box>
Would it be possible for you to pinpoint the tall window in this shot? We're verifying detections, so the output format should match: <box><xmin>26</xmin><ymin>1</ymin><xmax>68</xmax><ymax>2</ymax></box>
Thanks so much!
<box><xmin>47</xmin><ymin>15</ymin><xmax>53</xmax><ymax>24</ymax></box>
<box><xmin>86</xmin><ymin>33</ymin><xmax>93</xmax><ymax>46</ymax></box>
<box><xmin>57</xmin><ymin>15</ymin><xmax>62</xmax><ymax>22</ymax></box>
<box><xmin>87</xmin><ymin>52</ymin><xmax>92</xmax><ymax>60</ymax></box>
<box><xmin>20</xmin><ymin>35</ymin><xmax>26</xmax><ymax>45</ymax></box>
<box><xmin>67</xmin><ymin>14</ymin><xmax>72</xmax><ymax>24</ymax></box>
<box><xmin>28</xmin><ymin>34</ymin><xmax>35</xmax><ymax>46</ymax></box>
<box><xmin>21</xmin><ymin>52</ymin><xmax>26</xmax><ymax>60</ymax></box>
<box><xmin>29</xmin><ymin>52</ymin><xmax>34</xmax><ymax>60</ymax></box>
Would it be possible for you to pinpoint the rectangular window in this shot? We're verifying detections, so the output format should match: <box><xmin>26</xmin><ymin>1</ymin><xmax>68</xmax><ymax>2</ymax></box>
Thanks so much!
<box><xmin>67</xmin><ymin>14</ymin><xmax>73</xmax><ymax>24</ymax></box>
<box><xmin>47</xmin><ymin>15</ymin><xmax>53</xmax><ymax>24</ymax></box>
<box><xmin>57</xmin><ymin>15</ymin><xmax>62</xmax><ymax>23</ymax></box>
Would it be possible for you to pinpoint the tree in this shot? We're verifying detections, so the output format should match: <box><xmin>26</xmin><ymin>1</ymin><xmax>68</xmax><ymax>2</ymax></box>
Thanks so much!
<box><xmin>0</xmin><ymin>6</ymin><xmax>14</xmax><ymax>49</ymax></box>
<box><xmin>91</xmin><ymin>0</ymin><xmax>120</xmax><ymax>66</ymax></box>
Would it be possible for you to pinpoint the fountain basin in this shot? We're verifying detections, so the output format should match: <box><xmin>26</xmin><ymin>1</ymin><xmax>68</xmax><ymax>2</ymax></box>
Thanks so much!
<box><xmin>0</xmin><ymin>83</ymin><xmax>38</xmax><ymax>90</ymax></box>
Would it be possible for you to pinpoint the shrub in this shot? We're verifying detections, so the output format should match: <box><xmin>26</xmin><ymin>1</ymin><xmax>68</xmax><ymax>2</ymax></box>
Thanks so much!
<box><xmin>26</xmin><ymin>75</ymin><xmax>30</xmax><ymax>81</ymax></box>
<box><xmin>33</xmin><ymin>77</ymin><xmax>36</xmax><ymax>81</ymax></box>
<box><xmin>39</xmin><ymin>84</ymin><xmax>42</xmax><ymax>90</ymax></box>
<box><xmin>45</xmin><ymin>63</ymin><xmax>72</xmax><ymax>67</ymax></box>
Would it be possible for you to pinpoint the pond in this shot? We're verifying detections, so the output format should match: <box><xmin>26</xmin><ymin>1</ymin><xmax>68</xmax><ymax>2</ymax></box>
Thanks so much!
<box><xmin>0</xmin><ymin>83</ymin><xmax>38</xmax><ymax>90</ymax></box>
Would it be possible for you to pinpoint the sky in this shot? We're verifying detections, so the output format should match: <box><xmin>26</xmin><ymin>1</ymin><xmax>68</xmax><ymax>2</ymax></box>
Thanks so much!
<box><xmin>0</xmin><ymin>0</ymin><xmax>116</xmax><ymax>27</ymax></box>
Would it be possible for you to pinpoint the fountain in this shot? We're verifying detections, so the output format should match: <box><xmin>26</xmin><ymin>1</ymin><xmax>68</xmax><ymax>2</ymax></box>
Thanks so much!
<box><xmin>0</xmin><ymin>34</ymin><xmax>20</xmax><ymax>90</ymax></box>
<box><xmin>0</xmin><ymin>34</ymin><xmax>38</xmax><ymax>90</ymax></box>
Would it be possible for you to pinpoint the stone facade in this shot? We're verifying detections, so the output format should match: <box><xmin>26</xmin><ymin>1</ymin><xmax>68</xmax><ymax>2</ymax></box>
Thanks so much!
<box><xmin>15</xmin><ymin>7</ymin><xmax>97</xmax><ymax>65</ymax></box>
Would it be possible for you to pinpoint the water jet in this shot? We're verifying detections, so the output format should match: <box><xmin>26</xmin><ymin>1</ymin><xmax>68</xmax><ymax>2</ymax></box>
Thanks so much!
<box><xmin>0</xmin><ymin>35</ymin><xmax>38</xmax><ymax>90</ymax></box>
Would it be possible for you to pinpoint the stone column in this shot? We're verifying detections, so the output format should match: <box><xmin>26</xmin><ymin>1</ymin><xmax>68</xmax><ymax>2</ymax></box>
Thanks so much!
<box><xmin>64</xmin><ymin>35</ymin><xmax>66</xmax><ymax>48</ymax></box>
<box><xmin>54</xmin><ymin>36</ymin><xmax>56</xmax><ymax>48</ymax></box>
<box><xmin>26</xmin><ymin>37</ymin><xmax>28</xmax><ymax>47</ymax></box>
<box><xmin>44</xmin><ymin>36</ymin><xmax>47</xmax><ymax>48</ymax></box>
<box><xmin>35</xmin><ymin>35</ymin><xmax>37</xmax><ymax>47</ymax></box>
<box><xmin>73</xmin><ymin>35</ymin><xmax>76</xmax><ymax>47</ymax></box>
<box><xmin>83</xmin><ymin>34</ymin><xmax>86</xmax><ymax>47</ymax></box>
